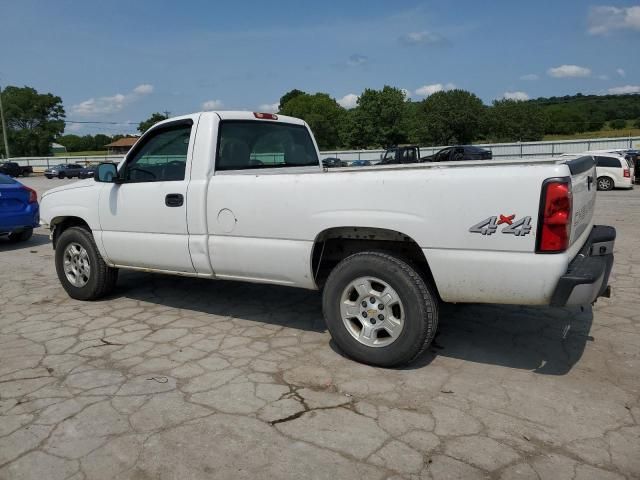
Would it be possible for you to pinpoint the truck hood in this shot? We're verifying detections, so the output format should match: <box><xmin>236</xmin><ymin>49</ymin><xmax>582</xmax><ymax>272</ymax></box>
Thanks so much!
<box><xmin>41</xmin><ymin>179</ymin><xmax>96</xmax><ymax>198</ymax></box>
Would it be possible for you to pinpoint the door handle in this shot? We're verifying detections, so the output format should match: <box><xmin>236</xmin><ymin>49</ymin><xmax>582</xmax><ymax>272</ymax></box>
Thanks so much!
<box><xmin>165</xmin><ymin>193</ymin><xmax>184</xmax><ymax>207</ymax></box>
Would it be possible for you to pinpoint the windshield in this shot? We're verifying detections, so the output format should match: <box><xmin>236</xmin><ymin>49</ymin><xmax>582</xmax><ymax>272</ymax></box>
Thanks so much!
<box><xmin>216</xmin><ymin>121</ymin><xmax>319</xmax><ymax>171</ymax></box>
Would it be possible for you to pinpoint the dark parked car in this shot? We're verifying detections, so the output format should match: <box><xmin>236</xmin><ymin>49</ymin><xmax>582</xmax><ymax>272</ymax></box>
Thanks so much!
<box><xmin>378</xmin><ymin>144</ymin><xmax>492</xmax><ymax>165</ymax></box>
<box><xmin>0</xmin><ymin>162</ymin><xmax>33</xmax><ymax>177</ymax></box>
<box><xmin>0</xmin><ymin>173</ymin><xmax>39</xmax><ymax>243</ymax></box>
<box><xmin>351</xmin><ymin>159</ymin><xmax>372</xmax><ymax>167</ymax></box>
<box><xmin>78</xmin><ymin>165</ymin><xmax>97</xmax><ymax>179</ymax></box>
<box><xmin>44</xmin><ymin>163</ymin><xmax>84</xmax><ymax>179</ymax></box>
<box><xmin>422</xmin><ymin>145</ymin><xmax>492</xmax><ymax>162</ymax></box>
<box><xmin>322</xmin><ymin>157</ymin><xmax>347</xmax><ymax>168</ymax></box>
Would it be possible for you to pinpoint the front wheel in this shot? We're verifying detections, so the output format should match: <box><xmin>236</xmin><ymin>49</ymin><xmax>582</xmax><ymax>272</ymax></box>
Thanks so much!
<box><xmin>58</xmin><ymin>172</ymin><xmax>65</xmax><ymax>179</ymax></box>
<box><xmin>597</xmin><ymin>176</ymin><xmax>614</xmax><ymax>191</ymax></box>
<box><xmin>55</xmin><ymin>226</ymin><xmax>118</xmax><ymax>300</ymax></box>
<box><xmin>322</xmin><ymin>251</ymin><xmax>438</xmax><ymax>367</ymax></box>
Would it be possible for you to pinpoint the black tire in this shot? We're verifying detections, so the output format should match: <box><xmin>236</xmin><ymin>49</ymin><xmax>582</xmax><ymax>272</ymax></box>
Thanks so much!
<box><xmin>8</xmin><ymin>228</ymin><xmax>33</xmax><ymax>243</ymax></box>
<box><xmin>58</xmin><ymin>172</ymin><xmax>65</xmax><ymax>179</ymax></box>
<box><xmin>597</xmin><ymin>176</ymin><xmax>614</xmax><ymax>191</ymax></box>
<box><xmin>55</xmin><ymin>226</ymin><xmax>118</xmax><ymax>300</ymax></box>
<box><xmin>45</xmin><ymin>175</ymin><xmax>53</xmax><ymax>179</ymax></box>
<box><xmin>322</xmin><ymin>251</ymin><xmax>438</xmax><ymax>367</ymax></box>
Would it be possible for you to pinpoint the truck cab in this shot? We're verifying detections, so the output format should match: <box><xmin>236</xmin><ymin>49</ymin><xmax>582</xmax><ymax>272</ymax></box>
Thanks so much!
<box><xmin>378</xmin><ymin>145</ymin><xmax>421</xmax><ymax>164</ymax></box>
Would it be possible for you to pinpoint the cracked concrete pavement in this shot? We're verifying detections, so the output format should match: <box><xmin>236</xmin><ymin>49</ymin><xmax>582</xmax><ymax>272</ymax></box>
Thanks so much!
<box><xmin>0</xmin><ymin>176</ymin><xmax>638</xmax><ymax>479</ymax></box>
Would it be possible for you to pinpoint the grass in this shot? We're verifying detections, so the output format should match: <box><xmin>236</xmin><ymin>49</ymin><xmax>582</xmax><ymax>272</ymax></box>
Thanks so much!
<box><xmin>543</xmin><ymin>128</ymin><xmax>640</xmax><ymax>141</ymax></box>
<box><xmin>54</xmin><ymin>150</ymin><xmax>108</xmax><ymax>157</ymax></box>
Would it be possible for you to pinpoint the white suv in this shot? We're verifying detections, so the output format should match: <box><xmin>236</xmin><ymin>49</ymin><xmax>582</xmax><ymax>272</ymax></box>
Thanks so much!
<box><xmin>593</xmin><ymin>154</ymin><xmax>633</xmax><ymax>191</ymax></box>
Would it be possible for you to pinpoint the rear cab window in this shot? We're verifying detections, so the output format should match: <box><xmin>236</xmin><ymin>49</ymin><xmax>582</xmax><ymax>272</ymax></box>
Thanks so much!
<box><xmin>216</xmin><ymin>121</ymin><xmax>319</xmax><ymax>171</ymax></box>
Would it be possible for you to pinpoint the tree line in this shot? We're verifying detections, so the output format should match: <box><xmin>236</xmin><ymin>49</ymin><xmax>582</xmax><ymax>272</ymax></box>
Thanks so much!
<box><xmin>279</xmin><ymin>87</ymin><xmax>640</xmax><ymax>150</ymax></box>
<box><xmin>1</xmin><ymin>84</ymin><xmax>639</xmax><ymax>157</ymax></box>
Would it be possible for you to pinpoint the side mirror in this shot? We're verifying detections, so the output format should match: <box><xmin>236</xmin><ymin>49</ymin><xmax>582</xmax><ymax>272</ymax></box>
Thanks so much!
<box><xmin>94</xmin><ymin>163</ymin><xmax>118</xmax><ymax>183</ymax></box>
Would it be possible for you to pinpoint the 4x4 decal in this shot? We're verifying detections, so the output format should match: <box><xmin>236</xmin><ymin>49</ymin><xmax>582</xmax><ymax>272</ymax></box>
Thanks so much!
<box><xmin>469</xmin><ymin>215</ymin><xmax>532</xmax><ymax>236</ymax></box>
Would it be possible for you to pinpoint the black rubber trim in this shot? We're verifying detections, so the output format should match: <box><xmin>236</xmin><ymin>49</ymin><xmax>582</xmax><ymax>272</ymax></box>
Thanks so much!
<box><xmin>535</xmin><ymin>176</ymin><xmax>571</xmax><ymax>254</ymax></box>
<box><xmin>565</xmin><ymin>155</ymin><xmax>595</xmax><ymax>175</ymax></box>
<box><xmin>550</xmin><ymin>225</ymin><xmax>615</xmax><ymax>306</ymax></box>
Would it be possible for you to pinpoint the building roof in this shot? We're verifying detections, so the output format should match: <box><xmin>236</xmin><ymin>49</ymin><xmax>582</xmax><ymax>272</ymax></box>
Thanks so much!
<box><xmin>105</xmin><ymin>137</ymin><xmax>139</xmax><ymax>148</ymax></box>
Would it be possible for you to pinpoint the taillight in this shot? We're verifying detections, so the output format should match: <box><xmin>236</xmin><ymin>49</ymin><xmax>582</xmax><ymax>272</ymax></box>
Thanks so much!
<box><xmin>537</xmin><ymin>179</ymin><xmax>572</xmax><ymax>253</ymax></box>
<box><xmin>22</xmin><ymin>186</ymin><xmax>37</xmax><ymax>204</ymax></box>
<box><xmin>253</xmin><ymin>112</ymin><xmax>278</xmax><ymax>120</ymax></box>
<box><xmin>624</xmin><ymin>168</ymin><xmax>630</xmax><ymax>178</ymax></box>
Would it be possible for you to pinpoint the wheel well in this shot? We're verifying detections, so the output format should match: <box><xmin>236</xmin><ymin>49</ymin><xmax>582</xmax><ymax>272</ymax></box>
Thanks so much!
<box><xmin>51</xmin><ymin>217</ymin><xmax>90</xmax><ymax>249</ymax></box>
<box><xmin>311</xmin><ymin>227</ymin><xmax>439</xmax><ymax>298</ymax></box>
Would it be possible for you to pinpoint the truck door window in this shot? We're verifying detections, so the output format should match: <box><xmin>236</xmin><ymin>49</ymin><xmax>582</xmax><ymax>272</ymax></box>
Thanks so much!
<box><xmin>122</xmin><ymin>124</ymin><xmax>192</xmax><ymax>182</ymax></box>
<box><xmin>216</xmin><ymin>121</ymin><xmax>318</xmax><ymax>171</ymax></box>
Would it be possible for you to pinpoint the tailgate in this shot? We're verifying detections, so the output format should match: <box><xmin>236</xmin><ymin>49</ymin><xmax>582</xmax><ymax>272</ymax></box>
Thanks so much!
<box><xmin>565</xmin><ymin>156</ymin><xmax>597</xmax><ymax>245</ymax></box>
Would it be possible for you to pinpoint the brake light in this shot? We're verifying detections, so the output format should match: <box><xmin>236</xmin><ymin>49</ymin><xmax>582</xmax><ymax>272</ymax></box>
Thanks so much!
<box><xmin>253</xmin><ymin>112</ymin><xmax>278</xmax><ymax>120</ymax></box>
<box><xmin>21</xmin><ymin>186</ymin><xmax>37</xmax><ymax>204</ymax></box>
<box><xmin>624</xmin><ymin>168</ymin><xmax>630</xmax><ymax>178</ymax></box>
<box><xmin>537</xmin><ymin>180</ymin><xmax>572</xmax><ymax>253</ymax></box>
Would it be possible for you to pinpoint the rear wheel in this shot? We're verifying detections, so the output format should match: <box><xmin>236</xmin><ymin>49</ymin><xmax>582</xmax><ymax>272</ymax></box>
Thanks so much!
<box><xmin>58</xmin><ymin>172</ymin><xmax>65</xmax><ymax>179</ymax></box>
<box><xmin>55</xmin><ymin>226</ymin><xmax>118</xmax><ymax>300</ymax></box>
<box><xmin>8</xmin><ymin>228</ymin><xmax>33</xmax><ymax>243</ymax></box>
<box><xmin>597</xmin><ymin>176</ymin><xmax>614</xmax><ymax>191</ymax></box>
<box><xmin>322</xmin><ymin>251</ymin><xmax>438</xmax><ymax>367</ymax></box>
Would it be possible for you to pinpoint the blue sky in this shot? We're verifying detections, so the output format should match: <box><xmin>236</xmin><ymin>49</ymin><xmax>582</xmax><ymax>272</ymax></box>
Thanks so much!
<box><xmin>1</xmin><ymin>0</ymin><xmax>639</xmax><ymax>135</ymax></box>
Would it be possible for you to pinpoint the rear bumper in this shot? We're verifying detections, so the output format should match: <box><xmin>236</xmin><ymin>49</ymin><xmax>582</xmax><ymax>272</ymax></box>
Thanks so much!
<box><xmin>550</xmin><ymin>225</ymin><xmax>615</xmax><ymax>306</ymax></box>
<box><xmin>0</xmin><ymin>206</ymin><xmax>40</xmax><ymax>234</ymax></box>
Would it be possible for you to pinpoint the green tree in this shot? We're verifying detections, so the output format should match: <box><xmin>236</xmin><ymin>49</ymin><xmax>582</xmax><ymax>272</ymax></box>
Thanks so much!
<box><xmin>138</xmin><ymin>112</ymin><xmax>168</xmax><ymax>134</ymax></box>
<box><xmin>416</xmin><ymin>89</ymin><xmax>485</xmax><ymax>145</ymax></box>
<box><xmin>347</xmin><ymin>86</ymin><xmax>408</xmax><ymax>148</ymax></box>
<box><xmin>93</xmin><ymin>134</ymin><xmax>112</xmax><ymax>150</ymax></box>
<box><xmin>634</xmin><ymin>118</ymin><xmax>640</xmax><ymax>129</ymax></box>
<box><xmin>56</xmin><ymin>134</ymin><xmax>84</xmax><ymax>152</ymax></box>
<box><xmin>485</xmin><ymin>99</ymin><xmax>547</xmax><ymax>142</ymax></box>
<box><xmin>610</xmin><ymin>119</ymin><xmax>627</xmax><ymax>130</ymax></box>
<box><xmin>0</xmin><ymin>86</ymin><xmax>65</xmax><ymax>157</ymax></box>
<box><xmin>278</xmin><ymin>89</ymin><xmax>306</xmax><ymax>111</ymax></box>
<box><xmin>279</xmin><ymin>92</ymin><xmax>345</xmax><ymax>149</ymax></box>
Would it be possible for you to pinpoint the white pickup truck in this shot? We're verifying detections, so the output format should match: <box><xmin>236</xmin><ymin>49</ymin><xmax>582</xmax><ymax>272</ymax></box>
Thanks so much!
<box><xmin>40</xmin><ymin>111</ymin><xmax>615</xmax><ymax>367</ymax></box>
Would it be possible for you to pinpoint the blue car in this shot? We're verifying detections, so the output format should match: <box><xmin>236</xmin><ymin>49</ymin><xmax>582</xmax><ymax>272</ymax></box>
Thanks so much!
<box><xmin>0</xmin><ymin>174</ymin><xmax>39</xmax><ymax>243</ymax></box>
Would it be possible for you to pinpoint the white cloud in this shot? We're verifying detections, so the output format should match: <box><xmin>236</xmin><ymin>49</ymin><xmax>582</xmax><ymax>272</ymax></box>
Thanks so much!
<box><xmin>337</xmin><ymin>93</ymin><xmax>359</xmax><ymax>109</ymax></box>
<box><xmin>608</xmin><ymin>85</ymin><xmax>640</xmax><ymax>94</ymax></box>
<box><xmin>133</xmin><ymin>84</ymin><xmax>154</xmax><ymax>95</ymax></box>
<box><xmin>71</xmin><ymin>84</ymin><xmax>154</xmax><ymax>116</ymax></box>
<box><xmin>520</xmin><ymin>74</ymin><xmax>539</xmax><ymax>81</ymax></box>
<box><xmin>617</xmin><ymin>68</ymin><xmax>626</xmax><ymax>77</ymax></box>
<box><xmin>400</xmin><ymin>30</ymin><xmax>446</xmax><ymax>45</ymax></box>
<box><xmin>502</xmin><ymin>91</ymin><xmax>530</xmax><ymax>101</ymax></box>
<box><xmin>414</xmin><ymin>82</ymin><xmax>456</xmax><ymax>97</ymax></box>
<box><xmin>547</xmin><ymin>65</ymin><xmax>591</xmax><ymax>78</ymax></box>
<box><xmin>588</xmin><ymin>5</ymin><xmax>640</xmax><ymax>35</ymax></box>
<box><xmin>257</xmin><ymin>102</ymin><xmax>279</xmax><ymax>113</ymax></box>
<box><xmin>201</xmin><ymin>99</ymin><xmax>224</xmax><ymax>110</ymax></box>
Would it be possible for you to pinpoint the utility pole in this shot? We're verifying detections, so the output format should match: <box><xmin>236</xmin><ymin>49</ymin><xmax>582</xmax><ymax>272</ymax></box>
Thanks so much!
<box><xmin>163</xmin><ymin>110</ymin><xmax>171</xmax><ymax>119</ymax></box>
<box><xmin>0</xmin><ymin>84</ymin><xmax>9</xmax><ymax>159</ymax></box>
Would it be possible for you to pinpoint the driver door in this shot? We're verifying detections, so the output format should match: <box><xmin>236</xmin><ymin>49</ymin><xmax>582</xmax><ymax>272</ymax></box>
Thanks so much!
<box><xmin>98</xmin><ymin>119</ymin><xmax>196</xmax><ymax>272</ymax></box>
